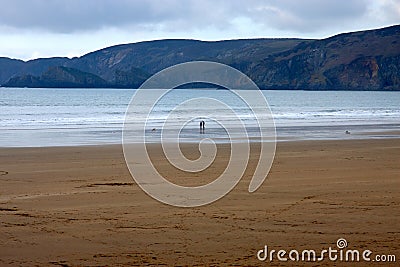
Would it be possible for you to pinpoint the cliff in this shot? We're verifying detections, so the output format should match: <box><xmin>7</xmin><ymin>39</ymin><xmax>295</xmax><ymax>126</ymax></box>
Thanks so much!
<box><xmin>4</xmin><ymin>66</ymin><xmax>108</xmax><ymax>88</ymax></box>
<box><xmin>1</xmin><ymin>25</ymin><xmax>399</xmax><ymax>90</ymax></box>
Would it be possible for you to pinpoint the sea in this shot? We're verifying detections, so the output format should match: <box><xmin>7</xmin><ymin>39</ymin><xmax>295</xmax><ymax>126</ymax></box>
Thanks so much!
<box><xmin>1</xmin><ymin>88</ymin><xmax>400</xmax><ymax>147</ymax></box>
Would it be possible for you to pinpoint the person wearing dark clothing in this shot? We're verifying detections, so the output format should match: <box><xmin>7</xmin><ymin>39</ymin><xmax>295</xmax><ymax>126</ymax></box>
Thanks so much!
<box><xmin>200</xmin><ymin>120</ymin><xmax>205</xmax><ymax>133</ymax></box>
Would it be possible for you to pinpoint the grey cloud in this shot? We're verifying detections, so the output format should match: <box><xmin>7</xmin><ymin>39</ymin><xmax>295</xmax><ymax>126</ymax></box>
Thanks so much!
<box><xmin>0</xmin><ymin>0</ymin><xmax>395</xmax><ymax>34</ymax></box>
<box><xmin>378</xmin><ymin>0</ymin><xmax>400</xmax><ymax>22</ymax></box>
<box><xmin>0</xmin><ymin>0</ymin><xmax>243</xmax><ymax>33</ymax></box>
<box><xmin>1</xmin><ymin>0</ymin><xmax>181</xmax><ymax>33</ymax></box>
<box><xmin>244</xmin><ymin>0</ymin><xmax>370</xmax><ymax>32</ymax></box>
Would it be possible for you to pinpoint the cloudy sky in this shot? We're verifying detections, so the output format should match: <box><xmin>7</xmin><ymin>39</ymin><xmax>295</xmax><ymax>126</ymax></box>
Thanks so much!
<box><xmin>0</xmin><ymin>0</ymin><xmax>399</xmax><ymax>60</ymax></box>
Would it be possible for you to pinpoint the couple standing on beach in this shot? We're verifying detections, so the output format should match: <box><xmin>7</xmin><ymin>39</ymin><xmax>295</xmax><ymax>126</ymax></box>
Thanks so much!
<box><xmin>200</xmin><ymin>120</ymin><xmax>205</xmax><ymax>134</ymax></box>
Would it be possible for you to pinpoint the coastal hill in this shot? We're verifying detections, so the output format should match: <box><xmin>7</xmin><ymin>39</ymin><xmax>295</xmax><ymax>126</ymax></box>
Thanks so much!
<box><xmin>1</xmin><ymin>25</ymin><xmax>399</xmax><ymax>90</ymax></box>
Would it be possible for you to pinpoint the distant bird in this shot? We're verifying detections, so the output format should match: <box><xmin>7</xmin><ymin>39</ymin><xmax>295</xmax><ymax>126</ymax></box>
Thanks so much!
<box><xmin>152</xmin><ymin>128</ymin><xmax>156</xmax><ymax>132</ymax></box>
<box><xmin>345</xmin><ymin>130</ymin><xmax>351</xmax><ymax>134</ymax></box>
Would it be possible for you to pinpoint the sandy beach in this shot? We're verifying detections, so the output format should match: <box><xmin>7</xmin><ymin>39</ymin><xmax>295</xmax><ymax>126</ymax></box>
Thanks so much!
<box><xmin>0</xmin><ymin>139</ymin><xmax>399</xmax><ymax>266</ymax></box>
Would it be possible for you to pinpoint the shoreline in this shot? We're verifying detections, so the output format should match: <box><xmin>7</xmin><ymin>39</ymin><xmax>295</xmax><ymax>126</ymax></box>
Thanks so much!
<box><xmin>1</xmin><ymin>136</ymin><xmax>400</xmax><ymax>150</ymax></box>
<box><xmin>2</xmin><ymin>86</ymin><xmax>400</xmax><ymax>91</ymax></box>
<box><xmin>2</xmin><ymin>130</ymin><xmax>400</xmax><ymax>148</ymax></box>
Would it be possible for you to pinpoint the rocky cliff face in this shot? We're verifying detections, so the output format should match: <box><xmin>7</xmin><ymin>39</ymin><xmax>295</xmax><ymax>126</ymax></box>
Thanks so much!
<box><xmin>1</xmin><ymin>25</ymin><xmax>399</xmax><ymax>90</ymax></box>
<box><xmin>248</xmin><ymin>25</ymin><xmax>400</xmax><ymax>90</ymax></box>
<box><xmin>4</xmin><ymin>66</ymin><xmax>108</xmax><ymax>88</ymax></box>
<box><xmin>62</xmin><ymin>38</ymin><xmax>306</xmax><ymax>85</ymax></box>
<box><xmin>0</xmin><ymin>57</ymin><xmax>24</xmax><ymax>85</ymax></box>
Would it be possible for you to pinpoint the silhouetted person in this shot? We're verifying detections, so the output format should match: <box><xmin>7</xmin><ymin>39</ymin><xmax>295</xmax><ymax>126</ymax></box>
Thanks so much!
<box><xmin>200</xmin><ymin>120</ymin><xmax>205</xmax><ymax>134</ymax></box>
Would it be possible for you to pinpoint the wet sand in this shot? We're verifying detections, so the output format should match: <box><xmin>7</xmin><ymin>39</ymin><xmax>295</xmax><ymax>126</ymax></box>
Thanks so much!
<box><xmin>0</xmin><ymin>139</ymin><xmax>399</xmax><ymax>266</ymax></box>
